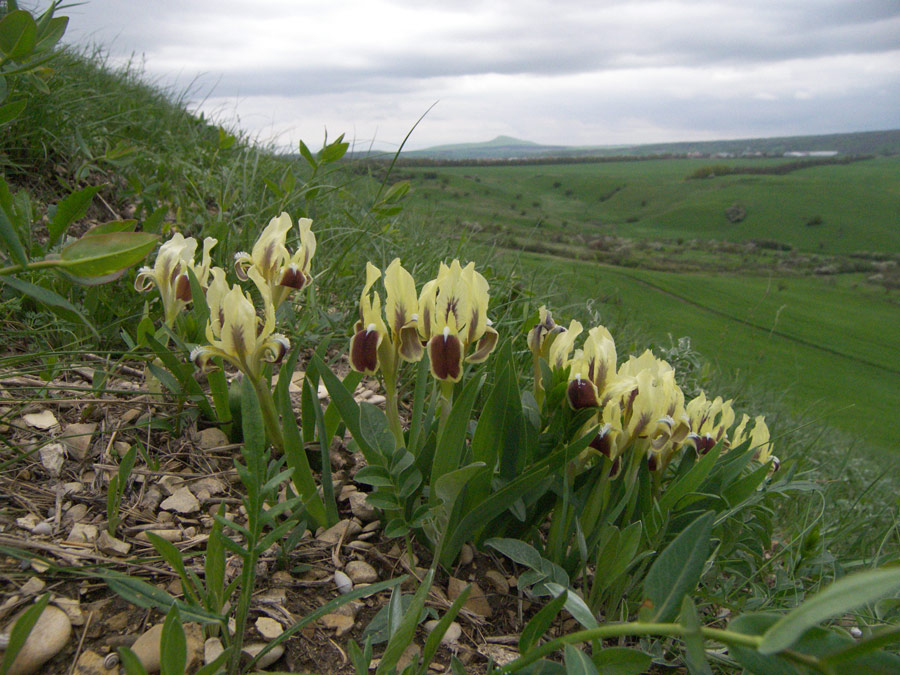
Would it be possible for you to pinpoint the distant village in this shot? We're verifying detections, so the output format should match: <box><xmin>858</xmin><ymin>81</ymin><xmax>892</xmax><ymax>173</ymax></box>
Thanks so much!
<box><xmin>689</xmin><ymin>150</ymin><xmax>840</xmax><ymax>159</ymax></box>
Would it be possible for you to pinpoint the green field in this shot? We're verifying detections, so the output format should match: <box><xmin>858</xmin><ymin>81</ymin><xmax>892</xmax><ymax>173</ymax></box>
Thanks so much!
<box><xmin>401</xmin><ymin>157</ymin><xmax>900</xmax><ymax>255</ymax></box>
<box><xmin>404</xmin><ymin>158</ymin><xmax>900</xmax><ymax>456</ymax></box>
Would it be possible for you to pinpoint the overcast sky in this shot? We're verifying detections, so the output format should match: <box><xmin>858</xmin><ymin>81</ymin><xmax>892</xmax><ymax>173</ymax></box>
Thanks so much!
<box><xmin>62</xmin><ymin>0</ymin><xmax>900</xmax><ymax>152</ymax></box>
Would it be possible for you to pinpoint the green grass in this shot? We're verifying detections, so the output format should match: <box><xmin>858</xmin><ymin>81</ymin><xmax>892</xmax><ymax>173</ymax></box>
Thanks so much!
<box><xmin>402</xmin><ymin>157</ymin><xmax>900</xmax><ymax>255</ymax></box>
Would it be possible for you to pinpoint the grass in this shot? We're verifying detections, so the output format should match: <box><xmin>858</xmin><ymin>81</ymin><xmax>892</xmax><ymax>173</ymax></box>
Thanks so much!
<box><xmin>400</xmin><ymin>157</ymin><xmax>900</xmax><ymax>255</ymax></box>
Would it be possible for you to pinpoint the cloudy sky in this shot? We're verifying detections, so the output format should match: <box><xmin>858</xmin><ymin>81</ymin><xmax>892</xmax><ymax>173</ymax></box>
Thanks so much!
<box><xmin>62</xmin><ymin>0</ymin><xmax>900</xmax><ymax>152</ymax></box>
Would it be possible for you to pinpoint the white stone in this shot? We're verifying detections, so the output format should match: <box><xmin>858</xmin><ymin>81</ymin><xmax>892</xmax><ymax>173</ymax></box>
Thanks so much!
<box><xmin>255</xmin><ymin>616</ymin><xmax>283</xmax><ymax>640</ymax></box>
<box><xmin>60</xmin><ymin>423</ymin><xmax>96</xmax><ymax>460</ymax></box>
<box><xmin>3</xmin><ymin>605</ymin><xmax>71</xmax><ymax>675</ymax></box>
<box><xmin>241</xmin><ymin>643</ymin><xmax>284</xmax><ymax>669</ymax></box>
<box><xmin>159</xmin><ymin>486</ymin><xmax>200</xmax><ymax>514</ymax></box>
<box><xmin>39</xmin><ymin>443</ymin><xmax>66</xmax><ymax>476</ymax></box>
<box><xmin>345</xmin><ymin>560</ymin><xmax>378</xmax><ymax>584</ymax></box>
<box><xmin>348</xmin><ymin>491</ymin><xmax>378</xmax><ymax>521</ymax></box>
<box><xmin>23</xmin><ymin>410</ymin><xmax>58</xmax><ymax>430</ymax></box>
<box><xmin>334</xmin><ymin>570</ymin><xmax>353</xmax><ymax>594</ymax></box>
<box><xmin>424</xmin><ymin>619</ymin><xmax>462</xmax><ymax>645</ymax></box>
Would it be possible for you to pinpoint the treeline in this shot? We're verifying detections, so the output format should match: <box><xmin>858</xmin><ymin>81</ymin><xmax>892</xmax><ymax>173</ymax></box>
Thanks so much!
<box><xmin>686</xmin><ymin>155</ymin><xmax>873</xmax><ymax>179</ymax></box>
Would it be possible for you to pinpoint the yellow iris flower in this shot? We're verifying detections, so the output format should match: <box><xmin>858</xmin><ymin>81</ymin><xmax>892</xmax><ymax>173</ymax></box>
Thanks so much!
<box><xmin>134</xmin><ymin>233</ymin><xmax>217</xmax><ymax>327</ymax></box>
<box><xmin>417</xmin><ymin>260</ymin><xmax>498</xmax><ymax>382</ymax></box>
<box><xmin>234</xmin><ymin>212</ymin><xmax>316</xmax><ymax>310</ymax></box>
<box><xmin>190</xmin><ymin>268</ymin><xmax>289</xmax><ymax>379</ymax></box>
<box><xmin>349</xmin><ymin>259</ymin><xmax>424</xmax><ymax>376</ymax></box>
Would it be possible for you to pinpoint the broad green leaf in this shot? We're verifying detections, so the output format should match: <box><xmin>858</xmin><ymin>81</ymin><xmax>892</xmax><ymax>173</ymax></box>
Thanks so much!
<box><xmin>83</xmin><ymin>219</ymin><xmax>137</xmax><ymax>236</ymax></box>
<box><xmin>0</xmin><ymin>98</ymin><xmax>26</xmax><ymax>126</ymax></box>
<box><xmin>160</xmin><ymin>605</ymin><xmax>187</xmax><ymax>675</ymax></box>
<box><xmin>641</xmin><ymin>511</ymin><xmax>714</xmax><ymax>623</ymax></box>
<box><xmin>318</xmin><ymin>134</ymin><xmax>348</xmax><ymax>163</ymax></box>
<box><xmin>730</xmin><ymin>613</ymin><xmax>900</xmax><ymax>675</ymax></box>
<box><xmin>34</xmin><ymin>15</ymin><xmax>68</xmax><ymax>52</ymax></box>
<box><xmin>298</xmin><ymin>139</ymin><xmax>317</xmax><ymax>169</ymax></box>
<box><xmin>545</xmin><ymin>582</ymin><xmax>598</xmax><ymax>630</ymax></box>
<box><xmin>58</xmin><ymin>231</ymin><xmax>158</xmax><ymax>277</ymax></box>
<box><xmin>0</xmin><ymin>275</ymin><xmax>97</xmax><ymax>335</ymax></box>
<box><xmin>520</xmin><ymin>590</ymin><xmax>568</xmax><ymax>653</ymax></box>
<box><xmin>359</xmin><ymin>401</ymin><xmax>397</xmax><ymax>456</ymax></box>
<box><xmin>47</xmin><ymin>185</ymin><xmax>100</xmax><ymax>246</ymax></box>
<box><xmin>758</xmin><ymin>566</ymin><xmax>900</xmax><ymax>655</ymax></box>
<box><xmin>565</xmin><ymin>644</ymin><xmax>600</xmax><ymax>675</ymax></box>
<box><xmin>0</xmin><ymin>10</ymin><xmax>36</xmax><ymax>60</ymax></box>
<box><xmin>146</xmin><ymin>532</ymin><xmax>200</xmax><ymax>605</ymax></box>
<box><xmin>433</xmin><ymin>462</ymin><xmax>485</xmax><ymax>523</ymax></box>
<box><xmin>592</xmin><ymin>647</ymin><xmax>653</xmax><ymax>675</ymax></box>
<box><xmin>0</xmin><ymin>593</ymin><xmax>50</xmax><ymax>675</ymax></box>
<box><xmin>658</xmin><ymin>445</ymin><xmax>722</xmax><ymax>513</ymax></box>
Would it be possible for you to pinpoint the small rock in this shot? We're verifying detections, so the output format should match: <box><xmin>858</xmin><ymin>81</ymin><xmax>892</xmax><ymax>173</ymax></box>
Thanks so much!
<box><xmin>316</xmin><ymin>519</ymin><xmax>362</xmax><ymax>544</ymax></box>
<box><xmin>459</xmin><ymin>544</ymin><xmax>474</xmax><ymax>566</ymax></box>
<box><xmin>3</xmin><ymin>605</ymin><xmax>71</xmax><ymax>675</ymax></box>
<box><xmin>477</xmin><ymin>643</ymin><xmax>518</xmax><ymax>665</ymax></box>
<box><xmin>424</xmin><ymin>619</ymin><xmax>462</xmax><ymax>645</ymax></box>
<box><xmin>198</xmin><ymin>427</ymin><xmax>230</xmax><ymax>449</ymax></box>
<box><xmin>16</xmin><ymin>514</ymin><xmax>40</xmax><ymax>532</ymax></box>
<box><xmin>255</xmin><ymin>617</ymin><xmax>283</xmax><ymax>640</ymax></box>
<box><xmin>334</xmin><ymin>570</ymin><xmax>353</xmax><ymax>594</ymax></box>
<box><xmin>447</xmin><ymin>578</ymin><xmax>492</xmax><ymax>618</ymax></box>
<box><xmin>159</xmin><ymin>486</ymin><xmax>200</xmax><ymax>514</ymax></box>
<box><xmin>348</xmin><ymin>491</ymin><xmax>378</xmax><ymax>521</ymax></box>
<box><xmin>67</xmin><ymin>523</ymin><xmax>99</xmax><ymax>544</ymax></box>
<box><xmin>20</xmin><ymin>577</ymin><xmax>45</xmax><ymax>595</ymax></box>
<box><xmin>63</xmin><ymin>504</ymin><xmax>88</xmax><ymax>525</ymax></box>
<box><xmin>62</xmin><ymin>482</ymin><xmax>83</xmax><ymax>496</ymax></box>
<box><xmin>484</xmin><ymin>570</ymin><xmax>510</xmax><ymax>595</ymax></box>
<box><xmin>39</xmin><ymin>443</ymin><xmax>66</xmax><ymax>476</ymax></box>
<box><xmin>367</xmin><ymin>394</ymin><xmax>386</xmax><ymax>406</ymax></box>
<box><xmin>320</xmin><ymin>613</ymin><xmax>355</xmax><ymax>636</ymax></box>
<box><xmin>140</xmin><ymin>486</ymin><xmax>162</xmax><ymax>511</ymax></box>
<box><xmin>97</xmin><ymin>530</ymin><xmax>131</xmax><ymax>556</ymax></box>
<box><xmin>271</xmin><ymin>571</ymin><xmax>293</xmax><ymax>586</ymax></box>
<box><xmin>192</xmin><ymin>477</ymin><xmax>226</xmax><ymax>496</ymax></box>
<box><xmin>242</xmin><ymin>642</ymin><xmax>284</xmax><ymax>669</ymax></box>
<box><xmin>73</xmin><ymin>649</ymin><xmax>106</xmax><ymax>674</ymax></box>
<box><xmin>317</xmin><ymin>383</ymin><xmax>328</xmax><ymax>400</ymax></box>
<box><xmin>345</xmin><ymin>560</ymin><xmax>378</xmax><ymax>584</ymax></box>
<box><xmin>130</xmin><ymin>622</ymin><xmax>203</xmax><ymax>673</ymax></box>
<box><xmin>158</xmin><ymin>475</ymin><xmax>185</xmax><ymax>495</ymax></box>
<box><xmin>204</xmin><ymin>637</ymin><xmax>224</xmax><ymax>665</ymax></box>
<box><xmin>397</xmin><ymin>643</ymin><xmax>421</xmax><ymax>671</ymax></box>
<box><xmin>60</xmin><ymin>422</ymin><xmax>96</xmax><ymax>459</ymax></box>
<box><xmin>51</xmin><ymin>597</ymin><xmax>84</xmax><ymax>626</ymax></box>
<box><xmin>31</xmin><ymin>522</ymin><xmax>52</xmax><ymax>537</ymax></box>
<box><xmin>135</xmin><ymin>529</ymin><xmax>182</xmax><ymax>543</ymax></box>
<box><xmin>23</xmin><ymin>410</ymin><xmax>59</xmax><ymax>431</ymax></box>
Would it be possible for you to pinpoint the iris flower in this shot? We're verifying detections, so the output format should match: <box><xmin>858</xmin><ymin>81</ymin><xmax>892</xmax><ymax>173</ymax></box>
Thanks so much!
<box><xmin>349</xmin><ymin>259</ymin><xmax>424</xmax><ymax>376</ymax></box>
<box><xmin>732</xmin><ymin>414</ymin><xmax>778</xmax><ymax>468</ymax></box>
<box><xmin>134</xmin><ymin>233</ymin><xmax>217</xmax><ymax>327</ymax></box>
<box><xmin>190</xmin><ymin>268</ymin><xmax>289</xmax><ymax>380</ymax></box>
<box><xmin>234</xmin><ymin>212</ymin><xmax>316</xmax><ymax>310</ymax></box>
<box><xmin>417</xmin><ymin>260</ymin><xmax>498</xmax><ymax>382</ymax></box>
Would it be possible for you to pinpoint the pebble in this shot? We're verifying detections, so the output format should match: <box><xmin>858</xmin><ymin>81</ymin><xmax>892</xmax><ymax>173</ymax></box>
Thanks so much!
<box><xmin>316</xmin><ymin>519</ymin><xmax>362</xmax><ymax>544</ymax></box>
<box><xmin>447</xmin><ymin>578</ymin><xmax>492</xmax><ymax>618</ymax></box>
<box><xmin>73</xmin><ymin>649</ymin><xmax>106</xmax><ymax>674</ymax></box>
<box><xmin>39</xmin><ymin>443</ymin><xmax>66</xmax><ymax>476</ymax></box>
<box><xmin>51</xmin><ymin>597</ymin><xmax>84</xmax><ymax>626</ymax></box>
<box><xmin>348</xmin><ymin>491</ymin><xmax>378</xmax><ymax>521</ymax></box>
<box><xmin>19</xmin><ymin>577</ymin><xmax>45</xmax><ymax>595</ymax></box>
<box><xmin>130</xmin><ymin>622</ymin><xmax>203</xmax><ymax>673</ymax></box>
<box><xmin>159</xmin><ymin>486</ymin><xmax>200</xmax><ymax>514</ymax></box>
<box><xmin>334</xmin><ymin>570</ymin><xmax>353</xmax><ymax>594</ymax></box>
<box><xmin>255</xmin><ymin>617</ymin><xmax>283</xmax><ymax>640</ymax></box>
<box><xmin>67</xmin><ymin>523</ymin><xmax>99</xmax><ymax>543</ymax></box>
<box><xmin>23</xmin><ymin>410</ymin><xmax>59</xmax><ymax>431</ymax></box>
<box><xmin>136</xmin><ymin>529</ymin><xmax>182</xmax><ymax>543</ymax></box>
<box><xmin>97</xmin><ymin>530</ymin><xmax>131</xmax><ymax>556</ymax></box>
<box><xmin>31</xmin><ymin>522</ymin><xmax>52</xmax><ymax>537</ymax></box>
<box><xmin>204</xmin><ymin>637</ymin><xmax>224</xmax><ymax>665</ymax></box>
<box><xmin>424</xmin><ymin>619</ymin><xmax>462</xmax><ymax>645</ymax></box>
<box><xmin>242</xmin><ymin>642</ymin><xmax>284</xmax><ymax>669</ymax></box>
<box><xmin>60</xmin><ymin>422</ymin><xmax>96</xmax><ymax>459</ymax></box>
<box><xmin>483</xmin><ymin>570</ymin><xmax>510</xmax><ymax>595</ymax></box>
<box><xmin>3</xmin><ymin>605</ymin><xmax>71</xmax><ymax>675</ymax></box>
<box><xmin>345</xmin><ymin>560</ymin><xmax>379</xmax><ymax>584</ymax></box>
<box><xmin>459</xmin><ymin>544</ymin><xmax>474</xmax><ymax>566</ymax></box>
<box><xmin>198</xmin><ymin>427</ymin><xmax>229</xmax><ymax>449</ymax></box>
<box><xmin>320</xmin><ymin>613</ymin><xmax>355</xmax><ymax>636</ymax></box>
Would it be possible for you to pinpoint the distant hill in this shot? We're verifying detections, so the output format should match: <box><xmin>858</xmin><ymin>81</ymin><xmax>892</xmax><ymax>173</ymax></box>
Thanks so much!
<box><xmin>398</xmin><ymin>129</ymin><xmax>900</xmax><ymax>161</ymax></box>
